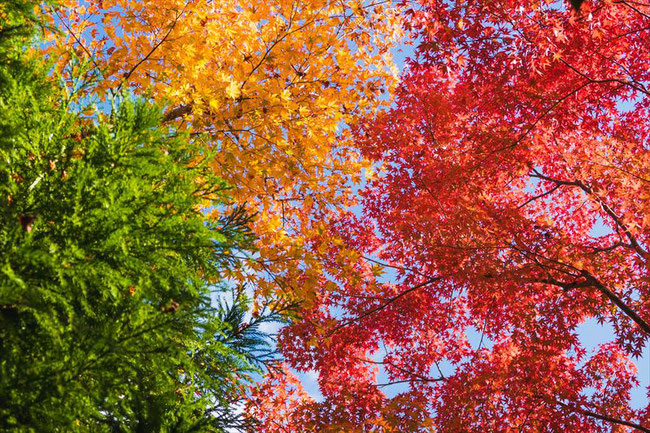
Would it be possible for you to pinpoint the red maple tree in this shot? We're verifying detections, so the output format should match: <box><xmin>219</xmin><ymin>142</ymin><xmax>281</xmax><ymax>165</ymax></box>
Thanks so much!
<box><xmin>249</xmin><ymin>0</ymin><xmax>650</xmax><ymax>431</ymax></box>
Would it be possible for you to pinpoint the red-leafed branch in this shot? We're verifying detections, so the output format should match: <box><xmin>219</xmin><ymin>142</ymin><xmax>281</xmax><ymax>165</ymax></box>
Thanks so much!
<box><xmin>541</xmin><ymin>271</ymin><xmax>650</xmax><ymax>336</ymax></box>
<box><xmin>554</xmin><ymin>399</ymin><xmax>650</xmax><ymax>432</ymax></box>
<box><xmin>327</xmin><ymin>277</ymin><xmax>441</xmax><ymax>336</ymax></box>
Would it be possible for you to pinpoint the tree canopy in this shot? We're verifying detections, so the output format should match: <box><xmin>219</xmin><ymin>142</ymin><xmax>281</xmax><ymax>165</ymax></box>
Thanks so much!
<box><xmin>49</xmin><ymin>0</ymin><xmax>404</xmax><ymax>306</ymax></box>
<box><xmin>3</xmin><ymin>0</ymin><xmax>650</xmax><ymax>431</ymax></box>
<box><xmin>248</xmin><ymin>0</ymin><xmax>650</xmax><ymax>431</ymax></box>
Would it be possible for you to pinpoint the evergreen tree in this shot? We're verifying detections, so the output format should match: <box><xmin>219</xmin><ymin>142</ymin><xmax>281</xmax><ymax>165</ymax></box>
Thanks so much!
<box><xmin>0</xmin><ymin>2</ymin><xmax>283</xmax><ymax>431</ymax></box>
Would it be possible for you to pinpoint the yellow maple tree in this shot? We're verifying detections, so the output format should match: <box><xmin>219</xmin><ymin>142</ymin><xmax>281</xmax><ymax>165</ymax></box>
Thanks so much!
<box><xmin>48</xmin><ymin>0</ymin><xmax>404</xmax><ymax>304</ymax></box>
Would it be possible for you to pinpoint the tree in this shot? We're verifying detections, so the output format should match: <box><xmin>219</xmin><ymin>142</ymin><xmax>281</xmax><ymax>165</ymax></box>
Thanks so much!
<box><xmin>0</xmin><ymin>3</ymin><xmax>284</xmax><ymax>431</ymax></box>
<box><xmin>47</xmin><ymin>0</ymin><xmax>404</xmax><ymax>306</ymax></box>
<box><xmin>250</xmin><ymin>0</ymin><xmax>650</xmax><ymax>431</ymax></box>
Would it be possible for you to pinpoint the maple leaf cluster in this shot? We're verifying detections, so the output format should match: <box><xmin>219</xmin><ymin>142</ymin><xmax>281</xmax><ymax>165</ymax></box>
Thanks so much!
<box><xmin>49</xmin><ymin>0</ymin><xmax>404</xmax><ymax>308</ymax></box>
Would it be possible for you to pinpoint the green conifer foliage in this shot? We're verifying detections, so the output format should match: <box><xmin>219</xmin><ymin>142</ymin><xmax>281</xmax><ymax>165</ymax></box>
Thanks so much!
<box><xmin>0</xmin><ymin>3</ymin><xmax>282</xmax><ymax>431</ymax></box>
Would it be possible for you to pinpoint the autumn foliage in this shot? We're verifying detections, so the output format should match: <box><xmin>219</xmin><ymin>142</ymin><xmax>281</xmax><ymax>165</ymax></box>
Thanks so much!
<box><xmin>14</xmin><ymin>0</ymin><xmax>650</xmax><ymax>431</ymax></box>
<box><xmin>49</xmin><ymin>0</ymin><xmax>404</xmax><ymax>305</ymax></box>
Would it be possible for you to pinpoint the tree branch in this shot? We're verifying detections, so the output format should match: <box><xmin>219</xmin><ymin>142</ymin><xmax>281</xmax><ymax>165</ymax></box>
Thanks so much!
<box><xmin>163</xmin><ymin>103</ymin><xmax>193</xmax><ymax>123</ymax></box>
<box><xmin>542</xmin><ymin>271</ymin><xmax>650</xmax><ymax>336</ymax></box>
<box><xmin>555</xmin><ymin>399</ymin><xmax>650</xmax><ymax>433</ymax></box>
<box><xmin>327</xmin><ymin>277</ymin><xmax>441</xmax><ymax>336</ymax></box>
